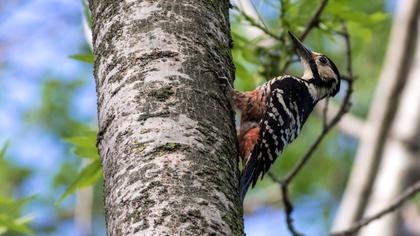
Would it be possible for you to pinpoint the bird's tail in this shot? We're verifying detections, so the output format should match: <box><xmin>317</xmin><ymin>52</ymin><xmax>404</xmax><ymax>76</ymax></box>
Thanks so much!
<box><xmin>240</xmin><ymin>153</ymin><xmax>258</xmax><ymax>202</ymax></box>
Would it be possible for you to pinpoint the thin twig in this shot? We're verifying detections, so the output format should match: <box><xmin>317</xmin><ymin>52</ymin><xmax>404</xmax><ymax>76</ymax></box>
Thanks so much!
<box><xmin>235</xmin><ymin>0</ymin><xmax>330</xmax><ymax>75</ymax></box>
<box><xmin>249</xmin><ymin>0</ymin><xmax>269</xmax><ymax>34</ymax></box>
<box><xmin>280</xmin><ymin>0</ymin><xmax>330</xmax><ymax>74</ymax></box>
<box><xmin>268</xmin><ymin>173</ymin><xmax>303</xmax><ymax>236</ymax></box>
<box><xmin>233</xmin><ymin>5</ymin><xmax>284</xmax><ymax>42</ymax></box>
<box><xmin>300</xmin><ymin>0</ymin><xmax>329</xmax><ymax>40</ymax></box>
<box><xmin>342</xmin><ymin>23</ymin><xmax>353</xmax><ymax>84</ymax></box>
<box><xmin>322</xmin><ymin>98</ymin><xmax>330</xmax><ymax>130</ymax></box>
<box><xmin>329</xmin><ymin>180</ymin><xmax>420</xmax><ymax>236</ymax></box>
<box><xmin>281</xmin><ymin>184</ymin><xmax>303</xmax><ymax>236</ymax></box>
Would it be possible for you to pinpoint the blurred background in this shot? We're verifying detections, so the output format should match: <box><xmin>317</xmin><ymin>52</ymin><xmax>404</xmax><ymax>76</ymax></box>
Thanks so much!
<box><xmin>0</xmin><ymin>0</ymin><xmax>419</xmax><ymax>235</ymax></box>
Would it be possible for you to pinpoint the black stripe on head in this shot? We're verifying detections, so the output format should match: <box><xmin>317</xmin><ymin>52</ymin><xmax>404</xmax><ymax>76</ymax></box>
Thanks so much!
<box><xmin>326</xmin><ymin>56</ymin><xmax>340</xmax><ymax>79</ymax></box>
<box><xmin>309</xmin><ymin>59</ymin><xmax>321</xmax><ymax>81</ymax></box>
<box><xmin>308</xmin><ymin>55</ymin><xmax>341</xmax><ymax>97</ymax></box>
<box><xmin>326</xmin><ymin>56</ymin><xmax>341</xmax><ymax>96</ymax></box>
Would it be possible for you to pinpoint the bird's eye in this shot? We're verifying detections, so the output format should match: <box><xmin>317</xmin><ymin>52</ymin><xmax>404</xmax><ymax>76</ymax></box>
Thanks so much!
<box><xmin>319</xmin><ymin>56</ymin><xmax>328</xmax><ymax>64</ymax></box>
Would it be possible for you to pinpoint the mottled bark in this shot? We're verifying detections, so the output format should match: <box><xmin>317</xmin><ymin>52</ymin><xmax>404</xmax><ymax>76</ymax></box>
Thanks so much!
<box><xmin>89</xmin><ymin>0</ymin><xmax>243</xmax><ymax>235</ymax></box>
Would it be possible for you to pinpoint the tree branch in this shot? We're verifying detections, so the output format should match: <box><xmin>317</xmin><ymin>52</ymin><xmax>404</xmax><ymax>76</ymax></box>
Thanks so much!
<box><xmin>268</xmin><ymin>173</ymin><xmax>303</xmax><ymax>236</ymax></box>
<box><xmin>329</xmin><ymin>180</ymin><xmax>420</xmax><ymax>236</ymax></box>
<box><xmin>280</xmin><ymin>0</ymin><xmax>330</xmax><ymax>74</ymax></box>
<box><xmin>233</xmin><ymin>5</ymin><xmax>284</xmax><ymax>42</ymax></box>
<box><xmin>314</xmin><ymin>101</ymin><xmax>364</xmax><ymax>139</ymax></box>
<box><xmin>289</xmin><ymin>0</ymin><xmax>330</xmax><ymax>42</ymax></box>
<box><xmin>300</xmin><ymin>0</ymin><xmax>329</xmax><ymax>40</ymax></box>
<box><xmin>233</xmin><ymin>0</ymin><xmax>329</xmax><ymax>45</ymax></box>
<box><xmin>322</xmin><ymin>98</ymin><xmax>329</xmax><ymax>130</ymax></box>
<box><xmin>332</xmin><ymin>0</ymin><xmax>420</xmax><ymax>229</ymax></box>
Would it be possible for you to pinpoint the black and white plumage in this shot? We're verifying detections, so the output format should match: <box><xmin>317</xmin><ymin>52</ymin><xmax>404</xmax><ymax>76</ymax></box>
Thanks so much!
<box><xmin>234</xmin><ymin>32</ymin><xmax>341</xmax><ymax>201</ymax></box>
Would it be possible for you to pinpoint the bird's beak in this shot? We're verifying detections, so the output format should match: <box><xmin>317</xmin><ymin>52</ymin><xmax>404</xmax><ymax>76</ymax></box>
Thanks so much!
<box><xmin>288</xmin><ymin>32</ymin><xmax>313</xmax><ymax>63</ymax></box>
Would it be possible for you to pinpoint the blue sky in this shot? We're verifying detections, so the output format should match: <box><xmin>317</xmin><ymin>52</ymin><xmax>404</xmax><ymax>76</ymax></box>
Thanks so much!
<box><xmin>0</xmin><ymin>0</ymin><xmax>98</xmax><ymax>235</ymax></box>
<box><xmin>0</xmin><ymin>0</ymin><xmax>95</xmax><ymax>165</ymax></box>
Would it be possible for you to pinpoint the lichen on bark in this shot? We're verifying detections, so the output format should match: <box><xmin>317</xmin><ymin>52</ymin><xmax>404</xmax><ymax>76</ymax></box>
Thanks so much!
<box><xmin>89</xmin><ymin>0</ymin><xmax>243</xmax><ymax>235</ymax></box>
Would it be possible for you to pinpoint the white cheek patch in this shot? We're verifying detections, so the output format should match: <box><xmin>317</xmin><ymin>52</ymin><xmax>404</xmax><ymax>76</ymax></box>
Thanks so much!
<box><xmin>317</xmin><ymin>65</ymin><xmax>337</xmax><ymax>80</ymax></box>
<box><xmin>301</xmin><ymin>60</ymin><xmax>313</xmax><ymax>80</ymax></box>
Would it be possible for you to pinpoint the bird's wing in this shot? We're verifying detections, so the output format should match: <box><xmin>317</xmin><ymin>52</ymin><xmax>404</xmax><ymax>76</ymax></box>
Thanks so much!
<box><xmin>240</xmin><ymin>77</ymin><xmax>309</xmax><ymax>200</ymax></box>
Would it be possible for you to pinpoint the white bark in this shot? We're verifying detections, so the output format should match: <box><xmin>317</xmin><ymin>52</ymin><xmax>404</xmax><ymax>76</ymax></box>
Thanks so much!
<box><xmin>332</xmin><ymin>0</ymin><xmax>420</xmax><ymax>231</ymax></box>
<box><xmin>89</xmin><ymin>0</ymin><xmax>243</xmax><ymax>235</ymax></box>
<box><xmin>74</xmin><ymin>186</ymin><xmax>93</xmax><ymax>236</ymax></box>
<box><xmin>359</xmin><ymin>21</ymin><xmax>420</xmax><ymax>235</ymax></box>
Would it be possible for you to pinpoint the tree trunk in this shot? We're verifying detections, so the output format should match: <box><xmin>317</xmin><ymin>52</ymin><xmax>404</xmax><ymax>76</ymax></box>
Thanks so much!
<box><xmin>359</xmin><ymin>18</ymin><xmax>420</xmax><ymax>235</ymax></box>
<box><xmin>88</xmin><ymin>1</ymin><xmax>243</xmax><ymax>235</ymax></box>
<box><xmin>74</xmin><ymin>186</ymin><xmax>93</xmax><ymax>236</ymax></box>
<box><xmin>332</xmin><ymin>0</ymin><xmax>420</xmax><ymax>231</ymax></box>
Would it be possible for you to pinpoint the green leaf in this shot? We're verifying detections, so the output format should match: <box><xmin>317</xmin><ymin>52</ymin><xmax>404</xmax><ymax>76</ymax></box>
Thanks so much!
<box><xmin>0</xmin><ymin>214</ymin><xmax>34</xmax><ymax>235</ymax></box>
<box><xmin>0</xmin><ymin>195</ymin><xmax>35</xmax><ymax>235</ymax></box>
<box><xmin>82</xmin><ymin>0</ymin><xmax>92</xmax><ymax>29</ymax></box>
<box><xmin>348</xmin><ymin>22</ymin><xmax>372</xmax><ymax>42</ymax></box>
<box><xmin>64</xmin><ymin>134</ymin><xmax>99</xmax><ymax>160</ymax></box>
<box><xmin>69</xmin><ymin>54</ymin><xmax>94</xmax><ymax>64</ymax></box>
<box><xmin>326</xmin><ymin>2</ymin><xmax>388</xmax><ymax>27</ymax></box>
<box><xmin>0</xmin><ymin>142</ymin><xmax>10</xmax><ymax>160</ymax></box>
<box><xmin>231</xmin><ymin>30</ymin><xmax>249</xmax><ymax>47</ymax></box>
<box><xmin>0</xmin><ymin>195</ymin><xmax>36</xmax><ymax>215</ymax></box>
<box><xmin>233</xmin><ymin>54</ymin><xmax>257</xmax><ymax>91</ymax></box>
<box><xmin>369</xmin><ymin>12</ymin><xmax>388</xmax><ymax>24</ymax></box>
<box><xmin>57</xmin><ymin>158</ymin><xmax>102</xmax><ymax>203</ymax></box>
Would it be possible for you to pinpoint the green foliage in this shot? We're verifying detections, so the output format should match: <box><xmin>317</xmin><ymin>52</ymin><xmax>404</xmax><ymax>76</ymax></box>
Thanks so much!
<box><xmin>0</xmin><ymin>144</ymin><xmax>34</xmax><ymax>235</ymax></box>
<box><xmin>64</xmin><ymin>129</ymin><xmax>99</xmax><ymax>160</ymax></box>
<box><xmin>0</xmin><ymin>141</ymin><xmax>32</xmax><ymax>197</ymax></box>
<box><xmin>52</xmin><ymin>162</ymin><xmax>80</xmax><ymax>189</ymax></box>
<box><xmin>231</xmin><ymin>0</ymin><xmax>388</xmax><ymax>88</ymax></box>
<box><xmin>0</xmin><ymin>196</ymin><xmax>35</xmax><ymax>236</ymax></box>
<box><xmin>325</xmin><ymin>1</ymin><xmax>388</xmax><ymax>42</ymax></box>
<box><xmin>231</xmin><ymin>0</ymin><xmax>391</xmax><ymax>213</ymax></box>
<box><xmin>25</xmin><ymin>79</ymin><xmax>87</xmax><ymax>137</ymax></box>
<box><xmin>0</xmin><ymin>142</ymin><xmax>9</xmax><ymax>159</ymax></box>
<box><xmin>58</xmin><ymin>127</ymin><xmax>101</xmax><ymax>203</ymax></box>
<box><xmin>52</xmin><ymin>18</ymin><xmax>100</xmax><ymax>202</ymax></box>
<box><xmin>58</xmin><ymin>158</ymin><xmax>101</xmax><ymax>203</ymax></box>
<box><xmin>69</xmin><ymin>54</ymin><xmax>94</xmax><ymax>64</ymax></box>
<box><xmin>82</xmin><ymin>0</ymin><xmax>92</xmax><ymax>29</ymax></box>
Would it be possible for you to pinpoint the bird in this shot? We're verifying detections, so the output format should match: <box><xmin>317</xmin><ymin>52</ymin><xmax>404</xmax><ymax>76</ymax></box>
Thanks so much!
<box><xmin>234</xmin><ymin>32</ymin><xmax>341</xmax><ymax>201</ymax></box>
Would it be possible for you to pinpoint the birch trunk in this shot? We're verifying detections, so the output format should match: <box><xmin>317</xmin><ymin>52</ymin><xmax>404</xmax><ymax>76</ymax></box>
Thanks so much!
<box><xmin>332</xmin><ymin>0</ymin><xmax>420</xmax><ymax>231</ymax></box>
<box><xmin>359</xmin><ymin>20</ymin><xmax>420</xmax><ymax>235</ymax></box>
<box><xmin>88</xmin><ymin>0</ymin><xmax>243</xmax><ymax>235</ymax></box>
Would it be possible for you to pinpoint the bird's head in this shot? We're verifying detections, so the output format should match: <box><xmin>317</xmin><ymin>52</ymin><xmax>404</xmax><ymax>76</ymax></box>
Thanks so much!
<box><xmin>288</xmin><ymin>32</ymin><xmax>341</xmax><ymax>99</ymax></box>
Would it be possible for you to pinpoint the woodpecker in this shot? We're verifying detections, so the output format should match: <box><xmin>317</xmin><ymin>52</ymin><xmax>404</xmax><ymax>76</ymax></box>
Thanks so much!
<box><xmin>235</xmin><ymin>32</ymin><xmax>341</xmax><ymax>201</ymax></box>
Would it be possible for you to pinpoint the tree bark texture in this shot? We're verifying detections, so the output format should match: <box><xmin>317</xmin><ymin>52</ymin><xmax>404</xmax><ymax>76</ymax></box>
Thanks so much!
<box><xmin>89</xmin><ymin>0</ymin><xmax>243</xmax><ymax>235</ymax></box>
